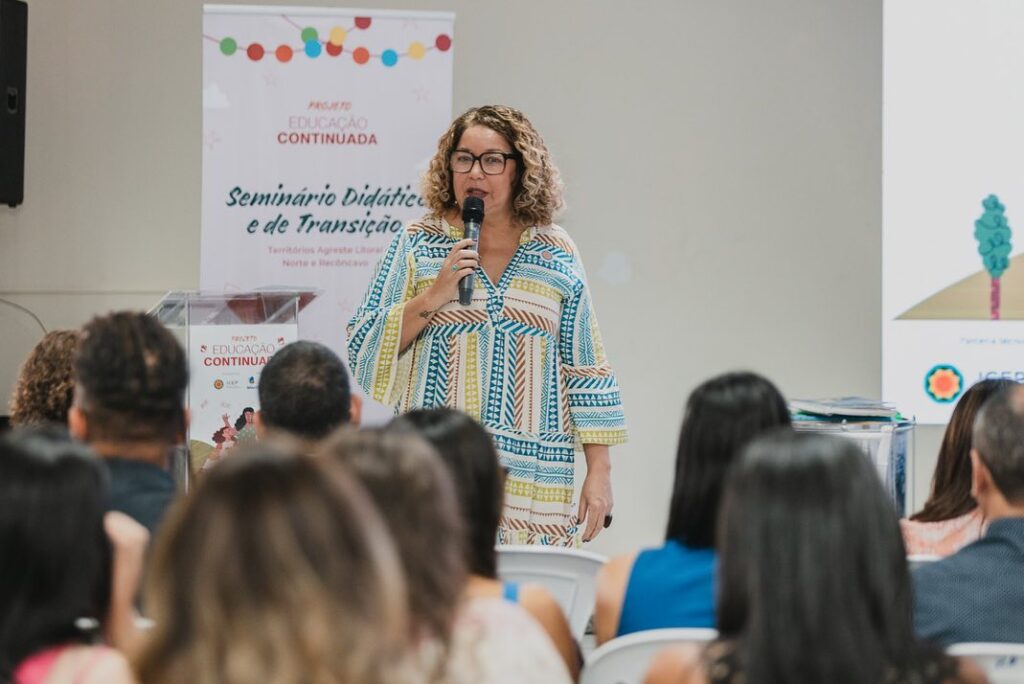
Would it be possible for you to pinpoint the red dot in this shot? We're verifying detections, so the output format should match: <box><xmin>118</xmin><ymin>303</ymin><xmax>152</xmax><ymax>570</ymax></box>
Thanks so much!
<box><xmin>435</xmin><ymin>34</ymin><xmax>452</xmax><ymax>51</ymax></box>
<box><xmin>325</xmin><ymin>41</ymin><xmax>343</xmax><ymax>56</ymax></box>
<box><xmin>354</xmin><ymin>17</ymin><xmax>372</xmax><ymax>29</ymax></box>
<box><xmin>275</xmin><ymin>45</ymin><xmax>293</xmax><ymax>62</ymax></box>
<box><xmin>352</xmin><ymin>47</ymin><xmax>370</xmax><ymax>64</ymax></box>
<box><xmin>246</xmin><ymin>43</ymin><xmax>265</xmax><ymax>60</ymax></box>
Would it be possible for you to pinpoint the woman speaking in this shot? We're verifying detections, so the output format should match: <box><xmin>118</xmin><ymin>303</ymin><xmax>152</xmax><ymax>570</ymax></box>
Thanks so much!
<box><xmin>347</xmin><ymin>105</ymin><xmax>627</xmax><ymax>546</ymax></box>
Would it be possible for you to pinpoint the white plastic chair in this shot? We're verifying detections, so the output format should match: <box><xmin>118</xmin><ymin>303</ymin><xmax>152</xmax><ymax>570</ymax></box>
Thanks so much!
<box><xmin>581</xmin><ymin>628</ymin><xmax>718</xmax><ymax>684</ymax></box>
<box><xmin>907</xmin><ymin>554</ymin><xmax>942</xmax><ymax>570</ymax></box>
<box><xmin>947</xmin><ymin>643</ymin><xmax>1024</xmax><ymax>684</ymax></box>
<box><xmin>496</xmin><ymin>544</ymin><xmax>606</xmax><ymax>640</ymax></box>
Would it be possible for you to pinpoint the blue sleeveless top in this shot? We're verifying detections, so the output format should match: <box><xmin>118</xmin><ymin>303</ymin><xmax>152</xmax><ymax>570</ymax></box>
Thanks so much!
<box><xmin>616</xmin><ymin>540</ymin><xmax>716</xmax><ymax>637</ymax></box>
<box><xmin>502</xmin><ymin>581</ymin><xmax>519</xmax><ymax>603</ymax></box>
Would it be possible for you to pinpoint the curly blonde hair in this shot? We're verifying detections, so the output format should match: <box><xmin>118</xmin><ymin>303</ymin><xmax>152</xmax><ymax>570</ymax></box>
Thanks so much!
<box><xmin>9</xmin><ymin>330</ymin><xmax>81</xmax><ymax>426</ymax></box>
<box><xmin>422</xmin><ymin>105</ymin><xmax>564</xmax><ymax>227</ymax></box>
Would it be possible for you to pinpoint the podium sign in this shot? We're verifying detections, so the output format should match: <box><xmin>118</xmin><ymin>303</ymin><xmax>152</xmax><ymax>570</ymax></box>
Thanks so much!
<box><xmin>151</xmin><ymin>289</ymin><xmax>317</xmax><ymax>481</ymax></box>
<box><xmin>188</xmin><ymin>323</ymin><xmax>297</xmax><ymax>465</ymax></box>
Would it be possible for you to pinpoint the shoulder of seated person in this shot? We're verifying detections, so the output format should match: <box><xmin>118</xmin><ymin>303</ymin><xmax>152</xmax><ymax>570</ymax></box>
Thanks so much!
<box><xmin>58</xmin><ymin>647</ymin><xmax>135</xmax><ymax>684</ymax></box>
<box><xmin>520</xmin><ymin>583</ymin><xmax>564</xmax><ymax>616</ymax></box>
<box><xmin>955</xmin><ymin>655</ymin><xmax>990</xmax><ymax>684</ymax></box>
<box><xmin>644</xmin><ymin>644</ymin><xmax>706</xmax><ymax>684</ymax></box>
<box><xmin>596</xmin><ymin>552</ymin><xmax>639</xmax><ymax>600</ymax></box>
<box><xmin>89</xmin><ymin>650</ymin><xmax>136</xmax><ymax>684</ymax></box>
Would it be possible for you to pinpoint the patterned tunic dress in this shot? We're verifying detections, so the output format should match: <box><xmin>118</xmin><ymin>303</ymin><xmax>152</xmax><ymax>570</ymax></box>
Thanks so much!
<box><xmin>347</xmin><ymin>215</ymin><xmax>627</xmax><ymax>545</ymax></box>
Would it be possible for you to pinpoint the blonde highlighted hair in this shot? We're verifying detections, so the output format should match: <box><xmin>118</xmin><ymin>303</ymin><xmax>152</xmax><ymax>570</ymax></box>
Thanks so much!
<box><xmin>422</xmin><ymin>105</ymin><xmax>564</xmax><ymax>227</ymax></box>
<box><xmin>135</xmin><ymin>446</ymin><xmax>410</xmax><ymax>684</ymax></box>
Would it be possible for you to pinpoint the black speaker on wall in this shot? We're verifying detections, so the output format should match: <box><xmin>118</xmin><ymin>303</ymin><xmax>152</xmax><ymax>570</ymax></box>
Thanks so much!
<box><xmin>1</xmin><ymin>0</ymin><xmax>26</xmax><ymax>207</ymax></box>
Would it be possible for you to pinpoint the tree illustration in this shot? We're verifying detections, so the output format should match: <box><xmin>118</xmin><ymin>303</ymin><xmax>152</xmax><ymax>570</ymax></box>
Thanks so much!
<box><xmin>974</xmin><ymin>194</ymin><xmax>1012</xmax><ymax>320</ymax></box>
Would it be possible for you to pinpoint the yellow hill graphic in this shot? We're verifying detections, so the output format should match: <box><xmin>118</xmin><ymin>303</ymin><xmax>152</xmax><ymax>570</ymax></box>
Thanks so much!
<box><xmin>899</xmin><ymin>252</ymin><xmax>1024</xmax><ymax>320</ymax></box>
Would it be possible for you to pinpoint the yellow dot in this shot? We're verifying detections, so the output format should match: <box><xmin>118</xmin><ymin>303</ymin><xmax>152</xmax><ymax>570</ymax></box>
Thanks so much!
<box><xmin>329</xmin><ymin>26</ymin><xmax>347</xmax><ymax>45</ymax></box>
<box><xmin>408</xmin><ymin>41</ymin><xmax>426</xmax><ymax>59</ymax></box>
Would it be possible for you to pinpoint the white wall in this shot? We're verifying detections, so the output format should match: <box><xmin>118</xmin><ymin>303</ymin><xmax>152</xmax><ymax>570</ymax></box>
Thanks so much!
<box><xmin>0</xmin><ymin>0</ymin><xmax>944</xmax><ymax>555</ymax></box>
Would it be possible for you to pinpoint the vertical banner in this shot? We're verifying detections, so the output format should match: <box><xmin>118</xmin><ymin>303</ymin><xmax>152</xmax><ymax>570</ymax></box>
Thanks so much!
<box><xmin>201</xmin><ymin>5</ymin><xmax>454</xmax><ymax>419</ymax></box>
<box><xmin>884</xmin><ymin>0</ymin><xmax>1024</xmax><ymax>423</ymax></box>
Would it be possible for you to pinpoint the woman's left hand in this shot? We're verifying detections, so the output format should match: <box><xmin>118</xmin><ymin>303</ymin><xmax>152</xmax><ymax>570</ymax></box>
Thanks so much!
<box><xmin>578</xmin><ymin>445</ymin><xmax>613</xmax><ymax>542</ymax></box>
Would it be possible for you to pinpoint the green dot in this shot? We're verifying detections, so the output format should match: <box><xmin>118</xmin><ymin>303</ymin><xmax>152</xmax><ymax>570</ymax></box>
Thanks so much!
<box><xmin>219</xmin><ymin>37</ymin><xmax>237</xmax><ymax>55</ymax></box>
<box><xmin>301</xmin><ymin>27</ymin><xmax>318</xmax><ymax>43</ymax></box>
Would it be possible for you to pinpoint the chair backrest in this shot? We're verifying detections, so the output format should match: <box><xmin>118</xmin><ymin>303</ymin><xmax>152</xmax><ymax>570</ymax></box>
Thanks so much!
<box><xmin>496</xmin><ymin>544</ymin><xmax>606</xmax><ymax>640</ymax></box>
<box><xmin>947</xmin><ymin>643</ymin><xmax>1024</xmax><ymax>684</ymax></box>
<box><xmin>581</xmin><ymin>628</ymin><xmax>718</xmax><ymax>684</ymax></box>
<box><xmin>907</xmin><ymin>554</ymin><xmax>941</xmax><ymax>570</ymax></box>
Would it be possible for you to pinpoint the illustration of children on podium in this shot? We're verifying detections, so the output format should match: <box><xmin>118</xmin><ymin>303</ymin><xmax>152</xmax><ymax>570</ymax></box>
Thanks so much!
<box><xmin>202</xmin><ymin>413</ymin><xmax>239</xmax><ymax>472</ymax></box>
<box><xmin>233</xmin><ymin>406</ymin><xmax>258</xmax><ymax>445</ymax></box>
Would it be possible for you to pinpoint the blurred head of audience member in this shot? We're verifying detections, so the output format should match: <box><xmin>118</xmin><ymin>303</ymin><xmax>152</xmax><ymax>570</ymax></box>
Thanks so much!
<box><xmin>135</xmin><ymin>446</ymin><xmax>407</xmax><ymax>684</ymax></box>
<box><xmin>69</xmin><ymin>311</ymin><xmax>188</xmax><ymax>534</ymax></box>
<box><xmin>392</xmin><ymin>408</ymin><xmax>504</xmax><ymax>577</ymax></box>
<box><xmin>9</xmin><ymin>330</ymin><xmax>81</xmax><ymax>426</ymax></box>
<box><xmin>391</xmin><ymin>408</ymin><xmax>579</xmax><ymax>681</ymax></box>
<box><xmin>645</xmin><ymin>432</ymin><xmax>982</xmax><ymax>684</ymax></box>
<box><xmin>902</xmin><ymin>378</ymin><xmax>1015</xmax><ymax>556</ymax></box>
<box><xmin>316</xmin><ymin>428</ymin><xmax>464</xmax><ymax>680</ymax></box>
<box><xmin>970</xmin><ymin>383</ymin><xmax>1024</xmax><ymax>520</ymax></box>
<box><xmin>70</xmin><ymin>311</ymin><xmax>188</xmax><ymax>453</ymax></box>
<box><xmin>0</xmin><ymin>426</ymin><xmax>135</xmax><ymax>683</ymax></box>
<box><xmin>256</xmin><ymin>341</ymin><xmax>361</xmax><ymax>445</ymax></box>
<box><xmin>666</xmin><ymin>371</ymin><xmax>791</xmax><ymax>549</ymax></box>
<box><xmin>913</xmin><ymin>378</ymin><xmax>1014</xmax><ymax>520</ymax></box>
<box><xmin>594</xmin><ymin>372</ymin><xmax>791</xmax><ymax>645</ymax></box>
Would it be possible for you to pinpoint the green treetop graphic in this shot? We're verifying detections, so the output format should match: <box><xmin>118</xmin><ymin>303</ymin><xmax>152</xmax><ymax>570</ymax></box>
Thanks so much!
<box><xmin>974</xmin><ymin>194</ymin><xmax>1013</xmax><ymax>320</ymax></box>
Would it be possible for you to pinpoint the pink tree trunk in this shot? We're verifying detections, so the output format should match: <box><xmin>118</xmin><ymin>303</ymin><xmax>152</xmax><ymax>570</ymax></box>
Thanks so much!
<box><xmin>991</xmin><ymin>277</ymin><xmax>1001</xmax><ymax>320</ymax></box>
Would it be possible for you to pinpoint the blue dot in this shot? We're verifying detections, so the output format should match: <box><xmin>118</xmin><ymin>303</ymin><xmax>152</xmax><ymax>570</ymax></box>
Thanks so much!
<box><xmin>381</xmin><ymin>49</ymin><xmax>398</xmax><ymax>67</ymax></box>
<box><xmin>305</xmin><ymin>40</ymin><xmax>322</xmax><ymax>58</ymax></box>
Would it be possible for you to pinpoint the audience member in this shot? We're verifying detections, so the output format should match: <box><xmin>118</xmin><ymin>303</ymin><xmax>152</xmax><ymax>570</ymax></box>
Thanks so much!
<box><xmin>391</xmin><ymin>409</ymin><xmax>581</xmax><ymax>679</ymax></box>
<box><xmin>902</xmin><ymin>379</ymin><xmax>1014</xmax><ymax>556</ymax></box>
<box><xmin>646</xmin><ymin>432</ymin><xmax>986</xmax><ymax>684</ymax></box>
<box><xmin>255</xmin><ymin>340</ymin><xmax>361</xmax><ymax>446</ymax></box>
<box><xmin>914</xmin><ymin>383</ymin><xmax>1024</xmax><ymax>645</ymax></box>
<box><xmin>393</xmin><ymin>408</ymin><xmax>580</xmax><ymax>680</ymax></box>
<box><xmin>0</xmin><ymin>426</ymin><xmax>140</xmax><ymax>684</ymax></box>
<box><xmin>595</xmin><ymin>372</ymin><xmax>790</xmax><ymax>643</ymax></box>
<box><xmin>320</xmin><ymin>426</ymin><xmax>572</xmax><ymax>684</ymax></box>
<box><xmin>134</xmin><ymin>446</ymin><xmax>409</xmax><ymax>684</ymax></box>
<box><xmin>317</xmin><ymin>428</ymin><xmax>464</xmax><ymax>682</ymax></box>
<box><xmin>69</xmin><ymin>311</ymin><xmax>188</xmax><ymax>535</ymax></box>
<box><xmin>9</xmin><ymin>330</ymin><xmax>81</xmax><ymax>426</ymax></box>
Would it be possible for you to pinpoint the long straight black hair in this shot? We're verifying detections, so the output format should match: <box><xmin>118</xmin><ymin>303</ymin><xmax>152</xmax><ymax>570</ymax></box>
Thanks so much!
<box><xmin>0</xmin><ymin>426</ymin><xmax>112</xmax><ymax>679</ymax></box>
<box><xmin>664</xmin><ymin>372</ymin><xmax>790</xmax><ymax>548</ymax></box>
<box><xmin>716</xmin><ymin>432</ymin><xmax>941</xmax><ymax>683</ymax></box>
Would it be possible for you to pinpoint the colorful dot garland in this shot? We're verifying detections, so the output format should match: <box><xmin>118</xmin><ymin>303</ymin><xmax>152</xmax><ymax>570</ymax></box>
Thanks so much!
<box><xmin>209</xmin><ymin>15</ymin><xmax>452</xmax><ymax>68</ymax></box>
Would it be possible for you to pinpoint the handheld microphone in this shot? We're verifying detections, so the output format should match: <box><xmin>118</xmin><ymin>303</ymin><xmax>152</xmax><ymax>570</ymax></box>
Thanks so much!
<box><xmin>459</xmin><ymin>196</ymin><xmax>484</xmax><ymax>305</ymax></box>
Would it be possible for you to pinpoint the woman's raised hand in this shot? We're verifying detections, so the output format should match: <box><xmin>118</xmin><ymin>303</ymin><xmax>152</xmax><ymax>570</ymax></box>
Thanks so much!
<box><xmin>425</xmin><ymin>238</ymin><xmax>479</xmax><ymax>307</ymax></box>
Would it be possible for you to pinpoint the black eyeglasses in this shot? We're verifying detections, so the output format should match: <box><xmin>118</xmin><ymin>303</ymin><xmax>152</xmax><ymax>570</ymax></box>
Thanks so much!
<box><xmin>449</xmin><ymin>150</ymin><xmax>518</xmax><ymax>175</ymax></box>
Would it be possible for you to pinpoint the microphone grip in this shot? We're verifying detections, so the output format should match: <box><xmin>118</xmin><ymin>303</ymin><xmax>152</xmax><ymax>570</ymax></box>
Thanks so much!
<box><xmin>459</xmin><ymin>220</ymin><xmax>481</xmax><ymax>306</ymax></box>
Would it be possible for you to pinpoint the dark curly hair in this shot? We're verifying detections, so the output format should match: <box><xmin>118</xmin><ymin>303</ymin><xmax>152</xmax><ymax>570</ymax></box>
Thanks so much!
<box><xmin>73</xmin><ymin>311</ymin><xmax>188</xmax><ymax>444</ymax></box>
<box><xmin>9</xmin><ymin>330</ymin><xmax>81</xmax><ymax>426</ymax></box>
<box><xmin>422</xmin><ymin>105</ymin><xmax>564</xmax><ymax>227</ymax></box>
